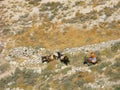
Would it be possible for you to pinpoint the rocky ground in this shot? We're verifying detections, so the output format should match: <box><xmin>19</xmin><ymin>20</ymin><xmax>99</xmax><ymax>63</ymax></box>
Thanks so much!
<box><xmin>0</xmin><ymin>0</ymin><xmax>120</xmax><ymax>90</ymax></box>
<box><xmin>0</xmin><ymin>39</ymin><xmax>120</xmax><ymax>90</ymax></box>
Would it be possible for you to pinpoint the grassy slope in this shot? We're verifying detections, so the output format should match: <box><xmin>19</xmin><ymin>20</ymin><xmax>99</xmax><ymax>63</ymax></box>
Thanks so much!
<box><xmin>37</xmin><ymin>47</ymin><xmax>120</xmax><ymax>90</ymax></box>
<box><xmin>11</xmin><ymin>23</ymin><xmax>120</xmax><ymax>50</ymax></box>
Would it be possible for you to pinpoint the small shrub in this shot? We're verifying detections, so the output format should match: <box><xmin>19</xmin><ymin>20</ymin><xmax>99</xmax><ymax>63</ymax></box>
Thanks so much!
<box><xmin>115</xmin><ymin>1</ymin><xmax>120</xmax><ymax>8</ymax></box>
<box><xmin>38</xmin><ymin>84</ymin><xmax>50</xmax><ymax>90</ymax></box>
<box><xmin>61</xmin><ymin>81</ymin><xmax>76</xmax><ymax>90</ymax></box>
<box><xmin>103</xmin><ymin>7</ymin><xmax>114</xmax><ymax>17</ymax></box>
<box><xmin>115</xmin><ymin>57</ymin><xmax>120</xmax><ymax>63</ymax></box>
<box><xmin>0</xmin><ymin>67</ymin><xmax>40</xmax><ymax>89</ymax></box>
<box><xmin>94</xmin><ymin>50</ymin><xmax>102</xmax><ymax>62</ymax></box>
<box><xmin>23</xmin><ymin>69</ymin><xmax>39</xmax><ymax>85</ymax></box>
<box><xmin>16</xmin><ymin>30</ymin><xmax>26</xmax><ymax>35</ymax></box>
<box><xmin>78</xmin><ymin>72</ymin><xmax>95</xmax><ymax>83</ymax></box>
<box><xmin>86</xmin><ymin>37</ymin><xmax>93</xmax><ymax>43</ymax></box>
<box><xmin>104</xmin><ymin>59</ymin><xmax>120</xmax><ymax>81</ymax></box>
<box><xmin>114</xmin><ymin>85</ymin><xmax>120</xmax><ymax>90</ymax></box>
<box><xmin>40</xmin><ymin>4</ymin><xmax>48</xmax><ymax>11</ymax></box>
<box><xmin>2</xmin><ymin>29</ymin><xmax>11</xmax><ymax>35</ymax></box>
<box><xmin>90</xmin><ymin>61</ymin><xmax>111</xmax><ymax>73</ymax></box>
<box><xmin>75</xmin><ymin>80</ymin><xmax>85</xmax><ymax>87</ymax></box>
<box><xmin>69</xmin><ymin>52</ymin><xmax>85</xmax><ymax>66</ymax></box>
<box><xmin>61</xmin><ymin>67</ymin><xmax>71</xmax><ymax>74</ymax></box>
<box><xmin>28</xmin><ymin>0</ymin><xmax>41</xmax><ymax>6</ymax></box>
<box><xmin>75</xmin><ymin>1</ymin><xmax>86</xmax><ymax>7</ymax></box>
<box><xmin>81</xmin><ymin>86</ymin><xmax>94</xmax><ymax>90</ymax></box>
<box><xmin>99</xmin><ymin>22</ymin><xmax>108</xmax><ymax>29</ymax></box>
<box><xmin>112</xmin><ymin>57</ymin><xmax>120</xmax><ymax>69</ymax></box>
<box><xmin>83</xmin><ymin>74</ymin><xmax>95</xmax><ymax>83</ymax></box>
<box><xmin>111</xmin><ymin>42</ymin><xmax>120</xmax><ymax>52</ymax></box>
<box><xmin>87</xmin><ymin>10</ymin><xmax>98</xmax><ymax>20</ymax></box>
<box><xmin>100</xmin><ymin>48</ymin><xmax>114</xmax><ymax>58</ymax></box>
<box><xmin>0</xmin><ymin>76</ymin><xmax>13</xmax><ymax>89</ymax></box>
<box><xmin>0</xmin><ymin>63</ymin><xmax>10</xmax><ymax>73</ymax></box>
<box><xmin>108</xmin><ymin>70</ymin><xmax>120</xmax><ymax>81</ymax></box>
<box><xmin>60</xmin><ymin>75</ymin><xmax>78</xmax><ymax>90</ymax></box>
<box><xmin>40</xmin><ymin>2</ymin><xmax>62</xmax><ymax>11</ymax></box>
<box><xmin>62</xmin><ymin>6</ymin><xmax>68</xmax><ymax>10</ymax></box>
<box><xmin>40</xmin><ymin>68</ymin><xmax>56</xmax><ymax>81</ymax></box>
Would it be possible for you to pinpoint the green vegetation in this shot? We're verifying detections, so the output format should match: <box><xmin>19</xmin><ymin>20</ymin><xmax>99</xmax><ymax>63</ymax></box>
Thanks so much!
<box><xmin>0</xmin><ymin>68</ymin><xmax>40</xmax><ymax>89</ymax></box>
<box><xmin>69</xmin><ymin>52</ymin><xmax>85</xmax><ymax>67</ymax></box>
<box><xmin>0</xmin><ymin>76</ymin><xmax>13</xmax><ymax>90</ymax></box>
<box><xmin>1</xmin><ymin>45</ymin><xmax>120</xmax><ymax>90</ymax></box>
<box><xmin>60</xmin><ymin>67</ymin><xmax>71</xmax><ymax>74</ymax></box>
<box><xmin>40</xmin><ymin>2</ymin><xmax>63</xmax><ymax>11</ymax></box>
<box><xmin>111</xmin><ymin>42</ymin><xmax>120</xmax><ymax>53</ymax></box>
<box><xmin>90</xmin><ymin>61</ymin><xmax>111</xmax><ymax>73</ymax></box>
<box><xmin>104</xmin><ymin>57</ymin><xmax>120</xmax><ymax>81</ymax></box>
<box><xmin>28</xmin><ymin>0</ymin><xmax>41</xmax><ymax>6</ymax></box>
<box><xmin>114</xmin><ymin>85</ymin><xmax>120</xmax><ymax>90</ymax></box>
<box><xmin>75</xmin><ymin>1</ymin><xmax>86</xmax><ymax>7</ymax></box>
<box><xmin>58</xmin><ymin>71</ymin><xmax>95</xmax><ymax>90</ymax></box>
<box><xmin>100</xmin><ymin>48</ymin><xmax>114</xmax><ymax>58</ymax></box>
<box><xmin>66</xmin><ymin>10</ymin><xmax>98</xmax><ymax>24</ymax></box>
<box><xmin>2</xmin><ymin>29</ymin><xmax>11</xmax><ymax>36</ymax></box>
<box><xmin>0</xmin><ymin>63</ymin><xmax>10</xmax><ymax>73</ymax></box>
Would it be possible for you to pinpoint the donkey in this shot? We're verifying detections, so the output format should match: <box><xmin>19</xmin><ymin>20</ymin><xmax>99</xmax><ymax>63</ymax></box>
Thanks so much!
<box><xmin>53</xmin><ymin>52</ymin><xmax>70</xmax><ymax>65</ymax></box>
<box><xmin>41</xmin><ymin>55</ymin><xmax>54</xmax><ymax>63</ymax></box>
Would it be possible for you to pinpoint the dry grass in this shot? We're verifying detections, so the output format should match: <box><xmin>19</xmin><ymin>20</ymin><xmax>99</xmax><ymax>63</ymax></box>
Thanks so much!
<box><xmin>104</xmin><ymin>56</ymin><xmax>120</xmax><ymax>81</ymax></box>
<box><xmin>0</xmin><ymin>63</ymin><xmax>10</xmax><ymax>73</ymax></box>
<box><xmin>11</xmin><ymin>23</ymin><xmax>120</xmax><ymax>50</ymax></box>
<box><xmin>17</xmin><ymin>57</ymin><xmax>26</xmax><ymax>64</ymax></box>
<box><xmin>78</xmin><ymin>72</ymin><xmax>95</xmax><ymax>83</ymax></box>
<box><xmin>46</xmin><ymin>60</ymin><xmax>58</xmax><ymax>70</ymax></box>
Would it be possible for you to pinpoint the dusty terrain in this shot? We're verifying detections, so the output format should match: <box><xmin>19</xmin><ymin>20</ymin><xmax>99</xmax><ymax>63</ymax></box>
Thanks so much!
<box><xmin>0</xmin><ymin>0</ymin><xmax>120</xmax><ymax>90</ymax></box>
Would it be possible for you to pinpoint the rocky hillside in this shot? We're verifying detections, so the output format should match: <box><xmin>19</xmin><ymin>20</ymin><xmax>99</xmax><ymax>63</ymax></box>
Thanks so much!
<box><xmin>0</xmin><ymin>40</ymin><xmax>120</xmax><ymax>90</ymax></box>
<box><xmin>0</xmin><ymin>0</ymin><xmax>120</xmax><ymax>90</ymax></box>
<box><xmin>1</xmin><ymin>0</ymin><xmax>120</xmax><ymax>49</ymax></box>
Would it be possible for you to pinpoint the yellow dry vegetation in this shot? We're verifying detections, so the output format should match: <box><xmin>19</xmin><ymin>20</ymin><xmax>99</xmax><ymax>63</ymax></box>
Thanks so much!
<box><xmin>12</xmin><ymin>22</ymin><xmax>120</xmax><ymax>50</ymax></box>
<box><xmin>50</xmin><ymin>82</ymin><xmax>57</xmax><ymax>89</ymax></box>
<box><xmin>16</xmin><ymin>57</ymin><xmax>26</xmax><ymax>64</ymax></box>
<box><xmin>47</xmin><ymin>60</ymin><xmax>59</xmax><ymax>70</ymax></box>
<box><xmin>78</xmin><ymin>72</ymin><xmax>95</xmax><ymax>83</ymax></box>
